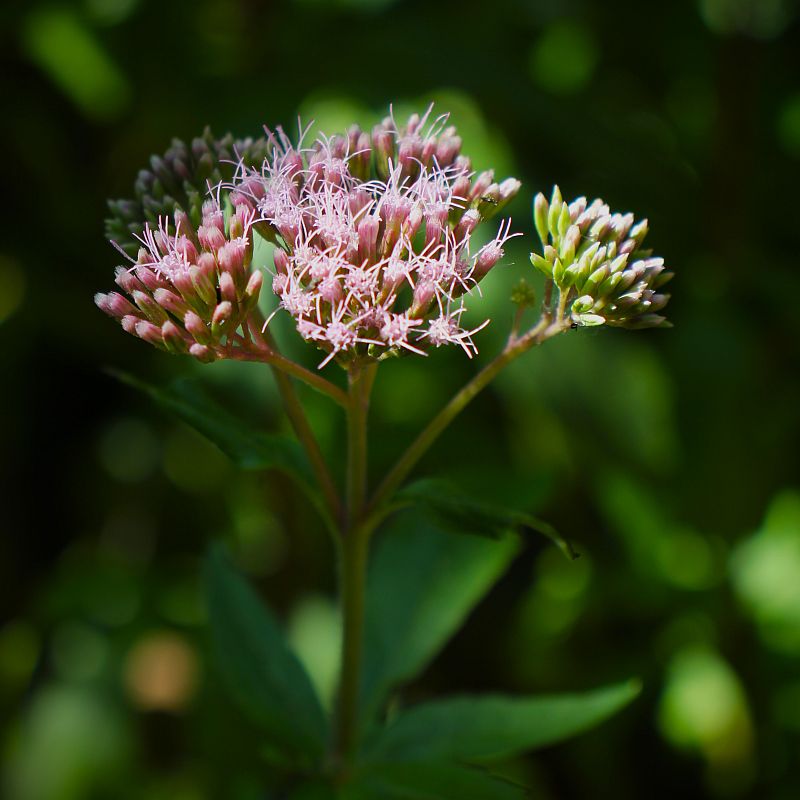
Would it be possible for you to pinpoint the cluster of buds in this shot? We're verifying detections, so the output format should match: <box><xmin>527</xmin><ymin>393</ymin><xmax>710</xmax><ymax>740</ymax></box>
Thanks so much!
<box><xmin>96</xmin><ymin>201</ymin><xmax>262</xmax><ymax>362</ymax></box>
<box><xmin>531</xmin><ymin>186</ymin><xmax>672</xmax><ymax>328</ymax></box>
<box><xmin>229</xmin><ymin>108</ymin><xmax>521</xmax><ymax>367</ymax></box>
<box><xmin>106</xmin><ymin>127</ymin><xmax>269</xmax><ymax>257</ymax></box>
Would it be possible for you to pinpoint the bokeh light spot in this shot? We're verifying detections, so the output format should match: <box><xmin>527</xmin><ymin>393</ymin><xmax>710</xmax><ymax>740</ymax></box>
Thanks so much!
<box><xmin>22</xmin><ymin>8</ymin><xmax>131</xmax><ymax>120</ymax></box>
<box><xmin>658</xmin><ymin>646</ymin><xmax>753</xmax><ymax>768</ymax></box>
<box><xmin>529</xmin><ymin>21</ymin><xmax>598</xmax><ymax>95</ymax></box>
<box><xmin>730</xmin><ymin>491</ymin><xmax>800</xmax><ymax>654</ymax></box>
<box><xmin>123</xmin><ymin>631</ymin><xmax>198</xmax><ymax>712</ymax></box>
<box><xmin>288</xmin><ymin>595</ymin><xmax>341</xmax><ymax>710</ymax></box>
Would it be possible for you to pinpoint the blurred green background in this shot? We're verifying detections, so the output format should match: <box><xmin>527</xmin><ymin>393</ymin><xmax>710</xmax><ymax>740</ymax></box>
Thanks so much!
<box><xmin>2</xmin><ymin>0</ymin><xmax>800</xmax><ymax>797</ymax></box>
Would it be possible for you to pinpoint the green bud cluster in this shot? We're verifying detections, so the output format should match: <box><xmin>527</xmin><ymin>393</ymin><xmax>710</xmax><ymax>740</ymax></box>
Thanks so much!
<box><xmin>106</xmin><ymin>127</ymin><xmax>270</xmax><ymax>256</ymax></box>
<box><xmin>530</xmin><ymin>186</ymin><xmax>673</xmax><ymax>329</ymax></box>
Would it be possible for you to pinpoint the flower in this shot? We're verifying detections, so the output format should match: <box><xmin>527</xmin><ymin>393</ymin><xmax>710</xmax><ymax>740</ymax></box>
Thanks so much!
<box><xmin>531</xmin><ymin>186</ymin><xmax>673</xmax><ymax>329</ymax></box>
<box><xmin>98</xmin><ymin>107</ymin><xmax>521</xmax><ymax>367</ymax></box>
<box><xmin>105</xmin><ymin>127</ymin><xmax>269</xmax><ymax>257</ymax></box>
<box><xmin>95</xmin><ymin>200</ymin><xmax>262</xmax><ymax>362</ymax></box>
<box><xmin>228</xmin><ymin>106</ymin><xmax>521</xmax><ymax>367</ymax></box>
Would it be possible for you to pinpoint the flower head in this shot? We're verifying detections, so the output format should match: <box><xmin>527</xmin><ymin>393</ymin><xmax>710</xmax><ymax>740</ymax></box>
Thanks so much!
<box><xmin>95</xmin><ymin>200</ymin><xmax>262</xmax><ymax>362</ymax></box>
<box><xmin>531</xmin><ymin>186</ymin><xmax>673</xmax><ymax>329</ymax></box>
<box><xmin>228</xmin><ymin>106</ymin><xmax>521</xmax><ymax>367</ymax></box>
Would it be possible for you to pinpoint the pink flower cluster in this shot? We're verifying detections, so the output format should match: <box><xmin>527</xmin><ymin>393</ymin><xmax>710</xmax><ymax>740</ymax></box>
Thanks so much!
<box><xmin>230</xmin><ymin>109</ymin><xmax>521</xmax><ymax>367</ymax></box>
<box><xmin>95</xmin><ymin>202</ymin><xmax>262</xmax><ymax>362</ymax></box>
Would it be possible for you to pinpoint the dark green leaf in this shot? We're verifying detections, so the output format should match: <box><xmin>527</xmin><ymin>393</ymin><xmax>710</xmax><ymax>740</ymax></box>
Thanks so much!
<box><xmin>344</xmin><ymin>762</ymin><xmax>526</xmax><ymax>800</ymax></box>
<box><xmin>396</xmin><ymin>478</ymin><xmax>577</xmax><ymax>560</ymax></box>
<box><xmin>363</xmin><ymin>679</ymin><xmax>641</xmax><ymax>764</ymax></box>
<box><xmin>358</xmin><ymin>511</ymin><xmax>518</xmax><ymax>732</ymax></box>
<box><xmin>204</xmin><ymin>544</ymin><xmax>329</xmax><ymax>760</ymax></box>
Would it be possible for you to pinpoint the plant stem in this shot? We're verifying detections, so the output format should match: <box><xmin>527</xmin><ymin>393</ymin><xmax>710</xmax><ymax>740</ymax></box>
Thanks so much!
<box><xmin>238</xmin><ymin>313</ymin><xmax>348</xmax><ymax>407</ymax></box>
<box><xmin>244</xmin><ymin>314</ymin><xmax>343</xmax><ymax>522</ymax></box>
<box><xmin>336</xmin><ymin>361</ymin><xmax>378</xmax><ymax>763</ymax></box>
<box><xmin>367</xmin><ymin>316</ymin><xmax>568</xmax><ymax>517</ymax></box>
<box><xmin>335</xmin><ymin>520</ymin><xmax>370</xmax><ymax>764</ymax></box>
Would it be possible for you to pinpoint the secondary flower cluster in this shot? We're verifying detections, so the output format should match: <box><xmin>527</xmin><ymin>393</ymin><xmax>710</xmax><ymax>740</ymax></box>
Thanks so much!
<box><xmin>228</xmin><ymin>110</ymin><xmax>521</xmax><ymax>366</ymax></box>
<box><xmin>531</xmin><ymin>186</ymin><xmax>672</xmax><ymax>328</ymax></box>
<box><xmin>106</xmin><ymin>127</ymin><xmax>269</xmax><ymax>257</ymax></box>
<box><xmin>96</xmin><ymin>202</ymin><xmax>262</xmax><ymax>362</ymax></box>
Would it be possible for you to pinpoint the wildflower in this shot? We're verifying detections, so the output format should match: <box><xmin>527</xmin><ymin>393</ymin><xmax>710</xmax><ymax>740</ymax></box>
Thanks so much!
<box><xmin>530</xmin><ymin>186</ymin><xmax>672</xmax><ymax>328</ymax></box>
<box><xmin>98</xmin><ymin>107</ymin><xmax>521</xmax><ymax>367</ymax></box>
<box><xmin>95</xmin><ymin>200</ymin><xmax>262</xmax><ymax>362</ymax></box>
<box><xmin>228</xmin><ymin>106</ymin><xmax>521</xmax><ymax>366</ymax></box>
<box><xmin>105</xmin><ymin>128</ymin><xmax>269</xmax><ymax>257</ymax></box>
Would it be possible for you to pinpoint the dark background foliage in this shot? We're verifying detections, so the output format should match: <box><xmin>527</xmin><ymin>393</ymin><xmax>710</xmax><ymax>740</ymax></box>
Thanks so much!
<box><xmin>2</xmin><ymin>0</ymin><xmax>800</xmax><ymax>797</ymax></box>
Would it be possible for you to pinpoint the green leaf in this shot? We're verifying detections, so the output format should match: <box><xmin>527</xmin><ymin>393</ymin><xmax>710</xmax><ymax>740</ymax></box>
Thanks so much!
<box><xmin>358</xmin><ymin>511</ymin><xmax>518</xmax><ymax>731</ymax></box>
<box><xmin>204</xmin><ymin>544</ymin><xmax>329</xmax><ymax>760</ymax></box>
<box><xmin>363</xmin><ymin>679</ymin><xmax>641</xmax><ymax>764</ymax></box>
<box><xmin>396</xmin><ymin>478</ymin><xmax>577</xmax><ymax>560</ymax></box>
<box><xmin>344</xmin><ymin>762</ymin><xmax>526</xmax><ymax>800</ymax></box>
<box><xmin>110</xmin><ymin>370</ymin><xmax>333</xmax><ymax>527</ymax></box>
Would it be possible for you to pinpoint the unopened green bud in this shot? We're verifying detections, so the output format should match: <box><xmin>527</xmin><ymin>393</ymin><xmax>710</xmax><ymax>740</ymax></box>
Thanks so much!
<box><xmin>583</xmin><ymin>264</ymin><xmax>609</xmax><ymax>296</ymax></box>
<box><xmin>553</xmin><ymin>257</ymin><xmax>565</xmax><ymax>286</ymax></box>
<box><xmin>560</xmin><ymin>224</ymin><xmax>581</xmax><ymax>264</ymax></box>
<box><xmin>547</xmin><ymin>186</ymin><xmax>563</xmax><ymax>238</ymax></box>
<box><xmin>530</xmin><ymin>252</ymin><xmax>552</xmax><ymax>276</ymax></box>
<box><xmin>572</xmin><ymin>295</ymin><xmax>595</xmax><ymax>313</ymax></box>
<box><xmin>597</xmin><ymin>271</ymin><xmax>623</xmax><ymax>297</ymax></box>
<box><xmin>609</xmin><ymin>254</ymin><xmax>628</xmax><ymax>273</ymax></box>
<box><xmin>533</xmin><ymin>193</ymin><xmax>550</xmax><ymax>246</ymax></box>
<box><xmin>574</xmin><ymin>312</ymin><xmax>606</xmax><ymax>327</ymax></box>
<box><xmin>557</xmin><ymin>204</ymin><xmax>571</xmax><ymax>239</ymax></box>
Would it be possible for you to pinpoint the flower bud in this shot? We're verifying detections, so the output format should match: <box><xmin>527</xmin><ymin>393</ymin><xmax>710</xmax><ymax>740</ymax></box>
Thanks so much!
<box><xmin>189</xmin><ymin>265</ymin><xmax>218</xmax><ymax>307</ymax></box>
<box><xmin>469</xmin><ymin>170</ymin><xmax>494</xmax><ymax>202</ymax></box>
<box><xmin>114</xmin><ymin>266</ymin><xmax>145</xmax><ymax>294</ymax></box>
<box><xmin>211</xmin><ymin>301</ymin><xmax>234</xmax><ymax>338</ymax></box>
<box><xmin>189</xmin><ymin>343</ymin><xmax>216</xmax><ymax>363</ymax></box>
<box><xmin>450</xmin><ymin>175</ymin><xmax>472</xmax><ymax>207</ymax></box>
<box><xmin>273</xmin><ymin>248</ymin><xmax>290</xmax><ymax>275</ymax></box>
<box><xmin>533</xmin><ymin>193</ymin><xmax>549</xmax><ymax>246</ymax></box>
<box><xmin>198</xmin><ymin>224</ymin><xmax>226</xmax><ymax>252</ymax></box>
<box><xmin>153</xmin><ymin>287</ymin><xmax>192</xmax><ymax>319</ymax></box>
<box><xmin>473</xmin><ymin>243</ymin><xmax>503</xmax><ymax>281</ymax></box>
<box><xmin>530</xmin><ymin>252</ymin><xmax>552</xmax><ymax>277</ymax></box>
<box><xmin>572</xmin><ymin>295</ymin><xmax>595</xmax><ymax>313</ymax></box>
<box><xmin>161</xmin><ymin>321</ymin><xmax>188</xmax><ymax>353</ymax></box>
<box><xmin>96</xmin><ymin>291</ymin><xmax>137</xmax><ymax>319</ymax></box>
<box><xmin>133</xmin><ymin>290</ymin><xmax>169</xmax><ymax>324</ymax></box>
<box><xmin>219</xmin><ymin>270</ymin><xmax>237</xmax><ymax>303</ymax></box>
<box><xmin>372</xmin><ymin>126</ymin><xmax>394</xmax><ymax>179</ymax></box>
<box><xmin>244</xmin><ymin>270</ymin><xmax>263</xmax><ymax>311</ymax></box>
<box><xmin>135</xmin><ymin>319</ymin><xmax>166</xmax><ymax>348</ymax></box>
<box><xmin>410</xmin><ymin>281</ymin><xmax>436</xmax><ymax>317</ymax></box>
<box><xmin>184</xmin><ymin>310</ymin><xmax>213</xmax><ymax>345</ymax></box>
<box><xmin>455</xmin><ymin>209</ymin><xmax>481</xmax><ymax>243</ymax></box>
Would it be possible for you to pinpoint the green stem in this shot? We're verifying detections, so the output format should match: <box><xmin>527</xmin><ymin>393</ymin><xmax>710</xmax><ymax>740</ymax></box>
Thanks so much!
<box><xmin>336</xmin><ymin>361</ymin><xmax>378</xmax><ymax>763</ymax></box>
<box><xmin>245</xmin><ymin>314</ymin><xmax>343</xmax><ymax>523</ymax></box>
<box><xmin>335</xmin><ymin>520</ymin><xmax>370</xmax><ymax>764</ymax></box>
<box><xmin>239</xmin><ymin>312</ymin><xmax>348</xmax><ymax>407</ymax></box>
<box><xmin>367</xmin><ymin>317</ymin><xmax>568</xmax><ymax>517</ymax></box>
